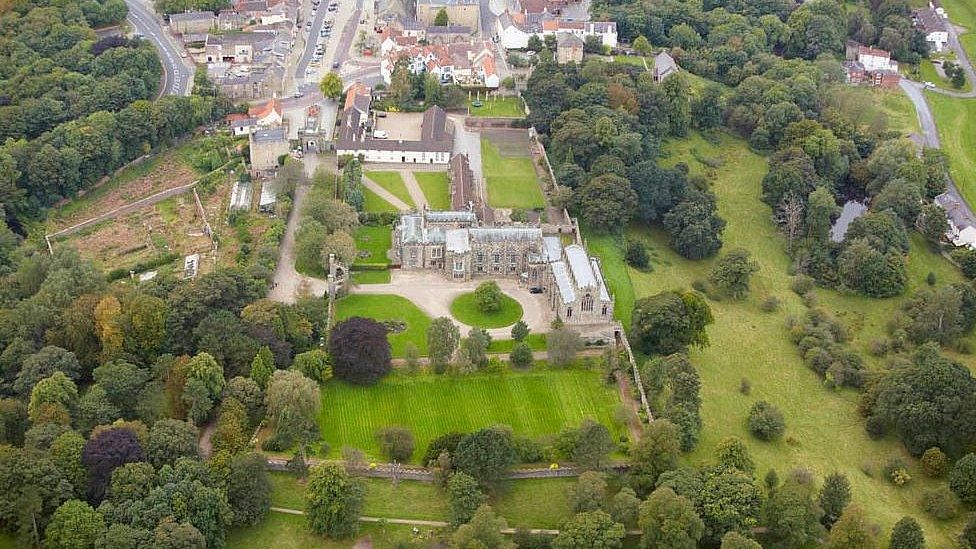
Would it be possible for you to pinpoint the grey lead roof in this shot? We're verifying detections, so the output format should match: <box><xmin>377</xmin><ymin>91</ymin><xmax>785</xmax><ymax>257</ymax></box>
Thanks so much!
<box><xmin>550</xmin><ymin>261</ymin><xmax>576</xmax><ymax>304</ymax></box>
<box><xmin>542</xmin><ymin>236</ymin><xmax>562</xmax><ymax>262</ymax></box>
<box><xmin>469</xmin><ymin>227</ymin><xmax>543</xmax><ymax>242</ymax></box>
<box><xmin>426</xmin><ymin>210</ymin><xmax>476</xmax><ymax>223</ymax></box>
<box><xmin>564</xmin><ymin>244</ymin><xmax>596</xmax><ymax>289</ymax></box>
<box><xmin>445</xmin><ymin>229</ymin><xmax>470</xmax><ymax>253</ymax></box>
<box><xmin>252</xmin><ymin>127</ymin><xmax>286</xmax><ymax>142</ymax></box>
<box><xmin>590</xmin><ymin>258</ymin><xmax>610</xmax><ymax>302</ymax></box>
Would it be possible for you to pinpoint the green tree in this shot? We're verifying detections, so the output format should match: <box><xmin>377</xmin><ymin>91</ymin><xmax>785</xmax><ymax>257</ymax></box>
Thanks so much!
<box><xmin>950</xmin><ymin>453</ymin><xmax>976</xmax><ymax>505</ymax></box>
<box><xmin>305</xmin><ymin>463</ymin><xmax>365</xmax><ymax>538</ymax></box>
<box><xmin>888</xmin><ymin>516</ymin><xmax>924</xmax><ymax>549</ymax></box>
<box><xmin>291</xmin><ymin>349</ymin><xmax>332</xmax><ymax>383</ymax></box>
<box><xmin>747</xmin><ymin>400</ymin><xmax>785</xmax><ymax>441</ymax></box>
<box><xmin>461</xmin><ymin>328</ymin><xmax>491</xmax><ymax>369</ymax></box>
<box><xmin>819</xmin><ymin>472</ymin><xmax>851</xmax><ymax>528</ymax></box>
<box><xmin>609</xmin><ymin>487</ymin><xmax>640</xmax><ymax>527</ymax></box>
<box><xmin>761</xmin><ymin>471</ymin><xmax>825</xmax><ymax>547</ymax></box>
<box><xmin>375</xmin><ymin>425</ymin><xmax>414</xmax><ymax>462</ymax></box>
<box><xmin>632</xmin><ymin>35</ymin><xmax>652</xmax><ymax>55</ymax></box>
<box><xmin>44</xmin><ymin>499</ymin><xmax>106</xmax><ymax>549</ymax></box>
<box><xmin>448</xmin><ymin>471</ymin><xmax>485</xmax><ymax>525</ymax></box>
<box><xmin>264</xmin><ymin>370</ymin><xmax>321</xmax><ymax>457</ymax></box>
<box><xmin>511</xmin><ymin>320</ymin><xmax>530</xmax><ymax>342</ymax></box>
<box><xmin>147</xmin><ymin>419</ymin><xmax>198</xmax><ymax>468</ymax></box>
<box><xmin>710</xmin><ymin>248</ymin><xmax>759</xmax><ymax>299</ymax></box>
<box><xmin>554</xmin><ymin>510</ymin><xmax>625</xmax><ymax>549</ymax></box>
<box><xmin>319</xmin><ymin>72</ymin><xmax>343</xmax><ymax>100</ymax></box>
<box><xmin>638</xmin><ymin>486</ymin><xmax>703</xmax><ymax>549</ymax></box>
<box><xmin>510</xmin><ymin>342</ymin><xmax>533</xmax><ymax>369</ymax></box>
<box><xmin>427</xmin><ymin>317</ymin><xmax>460</xmax><ymax>373</ymax></box>
<box><xmin>572</xmin><ymin>419</ymin><xmax>615</xmax><ymax>471</ymax></box>
<box><xmin>454</xmin><ymin>428</ymin><xmax>517</xmax><ymax>488</ymax></box>
<box><xmin>920</xmin><ymin>447</ymin><xmax>949</xmax><ymax>478</ymax></box>
<box><xmin>250</xmin><ymin>346</ymin><xmax>276</xmax><ymax>390</ymax></box>
<box><xmin>720</xmin><ymin>531</ymin><xmax>762</xmax><ymax>548</ymax></box>
<box><xmin>574</xmin><ymin>174</ymin><xmax>638</xmax><ymax>232</ymax></box>
<box><xmin>630</xmin><ymin>290</ymin><xmax>713</xmax><ymax>356</ymax></box>
<box><xmin>474</xmin><ymin>281</ymin><xmax>503</xmax><ymax>313</ymax></box>
<box><xmin>571</xmin><ymin>470</ymin><xmax>607</xmax><ymax>512</ymax></box>
<box><xmin>451</xmin><ymin>504</ymin><xmax>514</xmax><ymax>548</ymax></box>
<box><xmin>826</xmin><ymin>504</ymin><xmax>876</xmax><ymax>549</ymax></box>
<box><xmin>630</xmin><ymin>419</ymin><xmax>681</xmax><ymax>497</ymax></box>
<box><xmin>714</xmin><ymin>437</ymin><xmax>754</xmax><ymax>474</ymax></box>
<box><xmin>433</xmin><ymin>7</ymin><xmax>449</xmax><ymax>25</ymax></box>
<box><xmin>50</xmin><ymin>431</ymin><xmax>87</xmax><ymax>496</ymax></box>
<box><xmin>226</xmin><ymin>453</ymin><xmax>271</xmax><ymax>527</ymax></box>
<box><xmin>547</xmin><ymin>326</ymin><xmax>583</xmax><ymax>367</ymax></box>
<box><xmin>806</xmin><ymin>186</ymin><xmax>840</xmax><ymax>241</ymax></box>
<box><xmin>28</xmin><ymin>371</ymin><xmax>78</xmax><ymax>423</ymax></box>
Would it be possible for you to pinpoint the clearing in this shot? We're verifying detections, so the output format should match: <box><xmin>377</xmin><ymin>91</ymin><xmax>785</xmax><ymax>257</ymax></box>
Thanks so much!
<box><xmin>481</xmin><ymin>133</ymin><xmax>547</xmax><ymax>209</ymax></box>
<box><xmin>333</xmin><ymin>294</ymin><xmax>431</xmax><ymax>356</ymax></box>
<box><xmin>318</xmin><ymin>368</ymin><xmax>625</xmax><ymax>463</ymax></box>
<box><xmin>413</xmin><ymin>171</ymin><xmax>451</xmax><ymax>210</ymax></box>
<box><xmin>449</xmin><ymin>291</ymin><xmax>524</xmax><ymax>328</ymax></box>
<box><xmin>469</xmin><ymin>96</ymin><xmax>525</xmax><ymax>118</ymax></box>
<box><xmin>587</xmin><ymin>131</ymin><xmax>969</xmax><ymax>545</ymax></box>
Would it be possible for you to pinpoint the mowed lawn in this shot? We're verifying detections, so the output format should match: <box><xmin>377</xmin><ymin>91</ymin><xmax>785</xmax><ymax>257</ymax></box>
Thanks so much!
<box><xmin>353</xmin><ymin>225</ymin><xmax>391</xmax><ymax>266</ymax></box>
<box><xmin>413</xmin><ymin>171</ymin><xmax>451</xmax><ymax>209</ymax></box>
<box><xmin>365</xmin><ymin>171</ymin><xmax>414</xmax><ymax>207</ymax></box>
<box><xmin>469</xmin><ymin>96</ymin><xmax>525</xmax><ymax>118</ymax></box>
<box><xmin>363</xmin><ymin>187</ymin><xmax>398</xmax><ymax>213</ymax></box>
<box><xmin>319</xmin><ymin>369</ymin><xmax>625</xmax><ymax>463</ymax></box>
<box><xmin>927</xmin><ymin>92</ymin><xmax>976</xmax><ymax>208</ymax></box>
<box><xmin>226</xmin><ymin>512</ymin><xmax>438</xmax><ymax>549</ymax></box>
<box><xmin>333</xmin><ymin>294</ymin><xmax>431</xmax><ymax>356</ymax></box>
<box><xmin>587</xmin><ymin>131</ymin><xmax>969</xmax><ymax>545</ymax></box>
<box><xmin>942</xmin><ymin>0</ymin><xmax>976</xmax><ymax>59</ymax></box>
<box><xmin>481</xmin><ymin>137</ymin><xmax>547</xmax><ymax>209</ymax></box>
<box><xmin>450</xmin><ymin>291</ymin><xmax>524</xmax><ymax>328</ymax></box>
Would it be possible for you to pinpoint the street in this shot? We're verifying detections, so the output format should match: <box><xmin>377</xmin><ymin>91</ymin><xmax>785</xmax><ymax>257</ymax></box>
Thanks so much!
<box><xmin>124</xmin><ymin>0</ymin><xmax>193</xmax><ymax>96</ymax></box>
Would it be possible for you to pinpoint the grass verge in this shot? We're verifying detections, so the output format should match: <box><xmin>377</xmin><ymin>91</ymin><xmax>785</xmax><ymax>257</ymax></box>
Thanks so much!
<box><xmin>450</xmin><ymin>292</ymin><xmax>523</xmax><ymax>328</ymax></box>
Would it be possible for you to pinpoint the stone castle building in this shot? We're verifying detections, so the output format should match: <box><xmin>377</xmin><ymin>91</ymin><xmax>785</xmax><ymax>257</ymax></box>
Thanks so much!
<box><xmin>393</xmin><ymin>210</ymin><xmax>613</xmax><ymax>324</ymax></box>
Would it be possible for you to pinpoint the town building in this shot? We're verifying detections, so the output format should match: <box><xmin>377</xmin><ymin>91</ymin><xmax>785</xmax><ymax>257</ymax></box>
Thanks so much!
<box><xmin>169</xmin><ymin>11</ymin><xmax>217</xmax><ymax>34</ymax></box>
<box><xmin>555</xmin><ymin>32</ymin><xmax>583</xmax><ymax>64</ymax></box>
<box><xmin>335</xmin><ymin>83</ymin><xmax>455</xmax><ymax>163</ymax></box>
<box><xmin>935</xmin><ymin>192</ymin><xmax>976</xmax><ymax>249</ymax></box>
<box><xmin>494</xmin><ymin>11</ymin><xmax>617</xmax><ymax>50</ymax></box>
<box><xmin>843</xmin><ymin>42</ymin><xmax>901</xmax><ymax>87</ymax></box>
<box><xmin>204</xmin><ymin>31</ymin><xmax>286</xmax><ymax>99</ymax></box>
<box><xmin>248</xmin><ymin>98</ymin><xmax>284</xmax><ymax>126</ymax></box>
<box><xmin>449</xmin><ymin>153</ymin><xmax>492</xmax><ymax>221</ymax></box>
<box><xmin>218</xmin><ymin>9</ymin><xmax>248</xmax><ymax>30</ymax></box>
<box><xmin>652</xmin><ymin>51</ymin><xmax>678</xmax><ymax>82</ymax></box>
<box><xmin>226</xmin><ymin>113</ymin><xmax>258</xmax><ymax>135</ymax></box>
<box><xmin>913</xmin><ymin>7</ymin><xmax>949</xmax><ymax>53</ymax></box>
<box><xmin>380</xmin><ymin>40</ymin><xmax>499</xmax><ymax>88</ymax></box>
<box><xmin>249</xmin><ymin>126</ymin><xmax>290</xmax><ymax>175</ymax></box>
<box><xmin>393</xmin><ymin>211</ymin><xmax>614</xmax><ymax>324</ymax></box>
<box><xmin>415</xmin><ymin>0</ymin><xmax>480</xmax><ymax>29</ymax></box>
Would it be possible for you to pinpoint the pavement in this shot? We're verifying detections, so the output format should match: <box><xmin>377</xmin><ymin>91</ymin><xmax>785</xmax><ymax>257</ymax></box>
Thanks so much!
<box><xmin>124</xmin><ymin>0</ymin><xmax>193</xmax><ymax>96</ymax></box>
<box><xmin>399</xmin><ymin>171</ymin><xmax>428</xmax><ymax>210</ymax></box>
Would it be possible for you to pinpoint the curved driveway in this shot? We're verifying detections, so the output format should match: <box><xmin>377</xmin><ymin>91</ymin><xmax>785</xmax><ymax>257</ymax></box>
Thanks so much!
<box><xmin>124</xmin><ymin>0</ymin><xmax>193</xmax><ymax>96</ymax></box>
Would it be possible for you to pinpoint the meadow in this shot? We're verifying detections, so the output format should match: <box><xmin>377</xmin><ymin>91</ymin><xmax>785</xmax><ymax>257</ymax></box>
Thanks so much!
<box><xmin>587</xmin><ymin>130</ymin><xmax>970</xmax><ymax>545</ymax></box>
<box><xmin>481</xmin><ymin>136</ymin><xmax>547</xmax><ymax>209</ymax></box>
<box><xmin>318</xmin><ymin>368</ymin><xmax>625</xmax><ymax>463</ymax></box>
<box><xmin>333</xmin><ymin>294</ymin><xmax>431</xmax><ymax>356</ymax></box>
<box><xmin>942</xmin><ymin>0</ymin><xmax>976</xmax><ymax>60</ymax></box>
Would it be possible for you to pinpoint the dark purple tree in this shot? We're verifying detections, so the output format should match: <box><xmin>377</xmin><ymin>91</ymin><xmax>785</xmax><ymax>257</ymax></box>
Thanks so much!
<box><xmin>82</xmin><ymin>428</ymin><xmax>146</xmax><ymax>505</ymax></box>
<box><xmin>328</xmin><ymin>317</ymin><xmax>391</xmax><ymax>385</ymax></box>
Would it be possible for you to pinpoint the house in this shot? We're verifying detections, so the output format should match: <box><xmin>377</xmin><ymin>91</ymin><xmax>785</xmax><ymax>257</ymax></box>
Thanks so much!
<box><xmin>935</xmin><ymin>192</ymin><xmax>976</xmax><ymax>249</ymax></box>
<box><xmin>248</xmin><ymin>98</ymin><xmax>283</xmax><ymax>126</ymax></box>
<box><xmin>249</xmin><ymin>126</ymin><xmax>290</xmax><ymax>174</ymax></box>
<box><xmin>425</xmin><ymin>25</ymin><xmax>474</xmax><ymax>44</ymax></box>
<box><xmin>652</xmin><ymin>51</ymin><xmax>678</xmax><ymax>82</ymax></box>
<box><xmin>555</xmin><ymin>32</ymin><xmax>583</xmax><ymax>64</ymax></box>
<box><xmin>226</xmin><ymin>113</ymin><xmax>258</xmax><ymax>135</ymax></box>
<box><xmin>218</xmin><ymin>9</ymin><xmax>247</xmax><ymax>29</ymax></box>
<box><xmin>393</xmin><ymin>211</ymin><xmax>614</xmax><ymax>324</ymax></box>
<box><xmin>336</xmin><ymin>84</ymin><xmax>455</xmax><ymax>163</ymax></box>
<box><xmin>913</xmin><ymin>7</ymin><xmax>949</xmax><ymax>53</ymax></box>
<box><xmin>169</xmin><ymin>11</ymin><xmax>217</xmax><ymax>34</ymax></box>
<box><xmin>380</xmin><ymin>41</ymin><xmax>499</xmax><ymax>89</ymax></box>
<box><xmin>205</xmin><ymin>32</ymin><xmax>273</xmax><ymax>63</ymax></box>
<box><xmin>449</xmin><ymin>153</ymin><xmax>492</xmax><ymax>222</ymax></box>
<box><xmin>843</xmin><ymin>43</ymin><xmax>901</xmax><ymax>88</ymax></box>
<box><xmin>494</xmin><ymin>10</ymin><xmax>617</xmax><ymax>49</ymax></box>
<box><xmin>415</xmin><ymin>0</ymin><xmax>480</xmax><ymax>29</ymax></box>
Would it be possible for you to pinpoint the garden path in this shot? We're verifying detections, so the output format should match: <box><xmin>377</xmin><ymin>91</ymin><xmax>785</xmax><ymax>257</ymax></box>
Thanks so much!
<box><xmin>353</xmin><ymin>271</ymin><xmax>551</xmax><ymax>337</ymax></box>
<box><xmin>398</xmin><ymin>170</ymin><xmax>428</xmax><ymax>210</ymax></box>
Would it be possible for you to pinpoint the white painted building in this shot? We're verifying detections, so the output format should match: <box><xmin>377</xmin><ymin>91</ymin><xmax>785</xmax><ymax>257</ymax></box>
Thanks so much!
<box><xmin>913</xmin><ymin>7</ymin><xmax>949</xmax><ymax>53</ymax></box>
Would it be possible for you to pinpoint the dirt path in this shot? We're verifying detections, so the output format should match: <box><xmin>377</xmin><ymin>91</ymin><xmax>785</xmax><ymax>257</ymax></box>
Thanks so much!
<box><xmin>268</xmin><ymin>181</ymin><xmax>330</xmax><ymax>303</ymax></box>
<box><xmin>399</xmin><ymin>170</ymin><xmax>428</xmax><ymax>210</ymax></box>
<box><xmin>362</xmin><ymin>175</ymin><xmax>411</xmax><ymax>211</ymax></box>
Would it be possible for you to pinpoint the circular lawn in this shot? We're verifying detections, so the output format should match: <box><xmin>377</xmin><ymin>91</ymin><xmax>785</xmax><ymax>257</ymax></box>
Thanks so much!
<box><xmin>450</xmin><ymin>291</ymin><xmax>523</xmax><ymax>328</ymax></box>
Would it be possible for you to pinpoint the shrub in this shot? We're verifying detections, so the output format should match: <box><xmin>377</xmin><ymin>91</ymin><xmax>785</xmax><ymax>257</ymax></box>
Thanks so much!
<box><xmin>921</xmin><ymin>447</ymin><xmax>949</xmax><ymax>478</ymax></box>
<box><xmin>884</xmin><ymin>457</ymin><xmax>911</xmax><ymax>486</ymax></box>
<box><xmin>747</xmin><ymin>400</ymin><xmax>785</xmax><ymax>441</ymax></box>
<box><xmin>868</xmin><ymin>338</ymin><xmax>890</xmax><ymax>357</ymax></box>
<box><xmin>625</xmin><ymin>238</ymin><xmax>649</xmax><ymax>269</ymax></box>
<box><xmin>510</xmin><ymin>342</ymin><xmax>533</xmax><ymax>369</ymax></box>
<box><xmin>791</xmin><ymin>275</ymin><xmax>814</xmax><ymax>295</ymax></box>
<box><xmin>949</xmin><ymin>453</ymin><xmax>976</xmax><ymax>505</ymax></box>
<box><xmin>375</xmin><ymin>426</ymin><xmax>415</xmax><ymax>462</ymax></box>
<box><xmin>759</xmin><ymin>296</ymin><xmax>780</xmax><ymax>312</ymax></box>
<box><xmin>921</xmin><ymin>486</ymin><xmax>960</xmax><ymax>520</ymax></box>
<box><xmin>739</xmin><ymin>378</ymin><xmax>751</xmax><ymax>395</ymax></box>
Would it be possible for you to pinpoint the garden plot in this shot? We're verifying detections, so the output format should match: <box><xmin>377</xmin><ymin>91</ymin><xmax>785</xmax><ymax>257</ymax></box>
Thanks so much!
<box><xmin>481</xmin><ymin>131</ymin><xmax>547</xmax><ymax>209</ymax></box>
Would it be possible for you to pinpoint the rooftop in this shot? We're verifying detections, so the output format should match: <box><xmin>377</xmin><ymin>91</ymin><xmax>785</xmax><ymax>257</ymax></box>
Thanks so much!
<box><xmin>170</xmin><ymin>11</ymin><xmax>216</xmax><ymax>22</ymax></box>
<box><xmin>913</xmin><ymin>7</ymin><xmax>948</xmax><ymax>32</ymax></box>
<box><xmin>251</xmin><ymin>126</ymin><xmax>287</xmax><ymax>143</ymax></box>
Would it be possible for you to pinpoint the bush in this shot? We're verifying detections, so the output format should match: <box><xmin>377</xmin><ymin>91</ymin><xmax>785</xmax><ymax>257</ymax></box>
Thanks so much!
<box><xmin>949</xmin><ymin>453</ymin><xmax>976</xmax><ymax>505</ymax></box>
<box><xmin>747</xmin><ymin>400</ymin><xmax>785</xmax><ymax>441</ymax></box>
<box><xmin>510</xmin><ymin>342</ymin><xmax>533</xmax><ymax>369</ymax></box>
<box><xmin>884</xmin><ymin>457</ymin><xmax>911</xmax><ymax>486</ymax></box>
<box><xmin>921</xmin><ymin>447</ymin><xmax>949</xmax><ymax>478</ymax></box>
<box><xmin>625</xmin><ymin>238</ymin><xmax>649</xmax><ymax>269</ymax></box>
<box><xmin>759</xmin><ymin>296</ymin><xmax>780</xmax><ymax>312</ymax></box>
<box><xmin>791</xmin><ymin>275</ymin><xmax>814</xmax><ymax>295</ymax></box>
<box><xmin>868</xmin><ymin>338</ymin><xmax>890</xmax><ymax>357</ymax></box>
<box><xmin>739</xmin><ymin>378</ymin><xmax>751</xmax><ymax>395</ymax></box>
<box><xmin>922</xmin><ymin>486</ymin><xmax>960</xmax><ymax>520</ymax></box>
<box><xmin>375</xmin><ymin>426</ymin><xmax>415</xmax><ymax>462</ymax></box>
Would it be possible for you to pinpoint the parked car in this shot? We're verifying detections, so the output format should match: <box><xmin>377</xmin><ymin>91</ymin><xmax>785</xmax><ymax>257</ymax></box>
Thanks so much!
<box><xmin>372</xmin><ymin>130</ymin><xmax>388</xmax><ymax>139</ymax></box>
<box><xmin>529</xmin><ymin>287</ymin><xmax>543</xmax><ymax>294</ymax></box>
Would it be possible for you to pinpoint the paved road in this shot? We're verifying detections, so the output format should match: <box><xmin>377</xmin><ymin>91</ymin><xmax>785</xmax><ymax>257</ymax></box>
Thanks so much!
<box><xmin>899</xmin><ymin>79</ymin><xmax>976</xmax><ymax>229</ymax></box>
<box><xmin>295</xmin><ymin>1</ymin><xmax>334</xmax><ymax>79</ymax></box>
<box><xmin>124</xmin><ymin>0</ymin><xmax>192</xmax><ymax>96</ymax></box>
<box><xmin>928</xmin><ymin>19</ymin><xmax>976</xmax><ymax>98</ymax></box>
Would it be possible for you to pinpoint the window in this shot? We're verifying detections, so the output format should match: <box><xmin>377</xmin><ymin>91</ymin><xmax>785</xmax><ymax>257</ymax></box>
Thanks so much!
<box><xmin>432</xmin><ymin>247</ymin><xmax>442</xmax><ymax>258</ymax></box>
<box><xmin>493</xmin><ymin>254</ymin><xmax>500</xmax><ymax>264</ymax></box>
<box><xmin>601</xmin><ymin>305</ymin><xmax>608</xmax><ymax>316</ymax></box>
<box><xmin>566</xmin><ymin>308</ymin><xmax>572</xmax><ymax>318</ymax></box>
<box><xmin>476</xmin><ymin>252</ymin><xmax>484</xmax><ymax>263</ymax></box>
<box><xmin>410</xmin><ymin>249</ymin><xmax>418</xmax><ymax>259</ymax></box>
<box><xmin>582</xmin><ymin>293</ymin><xmax>593</xmax><ymax>312</ymax></box>
<box><xmin>454</xmin><ymin>261</ymin><xmax>464</xmax><ymax>271</ymax></box>
<box><xmin>509</xmin><ymin>253</ymin><xmax>517</xmax><ymax>265</ymax></box>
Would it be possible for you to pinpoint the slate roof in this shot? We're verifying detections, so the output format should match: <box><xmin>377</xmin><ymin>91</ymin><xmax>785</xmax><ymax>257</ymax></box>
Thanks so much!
<box><xmin>913</xmin><ymin>7</ymin><xmax>947</xmax><ymax>33</ymax></box>
<box><xmin>252</xmin><ymin>126</ymin><xmax>286</xmax><ymax>142</ymax></box>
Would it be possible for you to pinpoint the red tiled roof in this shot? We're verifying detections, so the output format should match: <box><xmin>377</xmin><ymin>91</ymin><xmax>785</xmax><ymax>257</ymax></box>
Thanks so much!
<box><xmin>248</xmin><ymin>98</ymin><xmax>281</xmax><ymax>118</ymax></box>
<box><xmin>858</xmin><ymin>45</ymin><xmax>890</xmax><ymax>58</ymax></box>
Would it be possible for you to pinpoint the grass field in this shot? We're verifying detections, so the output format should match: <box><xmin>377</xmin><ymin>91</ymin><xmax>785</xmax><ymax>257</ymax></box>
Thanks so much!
<box><xmin>915</xmin><ymin>59</ymin><xmax>973</xmax><ymax>93</ymax></box>
<box><xmin>942</xmin><ymin>0</ymin><xmax>976</xmax><ymax>60</ymax></box>
<box><xmin>927</xmin><ymin>92</ymin><xmax>976</xmax><ymax>208</ymax></box>
<box><xmin>352</xmin><ymin>270</ymin><xmax>392</xmax><ymax>284</ymax></box>
<box><xmin>318</xmin><ymin>369</ymin><xmax>625</xmax><ymax>462</ymax></box>
<box><xmin>353</xmin><ymin>225</ymin><xmax>391</xmax><ymax>266</ymax></box>
<box><xmin>823</xmin><ymin>85</ymin><xmax>919</xmax><ymax>137</ymax></box>
<box><xmin>587</xmin><ymin>131</ymin><xmax>969</xmax><ymax>545</ymax></box>
<box><xmin>413</xmin><ymin>172</ymin><xmax>451</xmax><ymax>209</ymax></box>
<box><xmin>365</xmin><ymin>172</ymin><xmax>414</xmax><ymax>207</ymax></box>
<box><xmin>334</xmin><ymin>294</ymin><xmax>431</xmax><ymax>356</ymax></box>
<box><xmin>363</xmin><ymin>187</ymin><xmax>399</xmax><ymax>213</ymax></box>
<box><xmin>450</xmin><ymin>291</ymin><xmax>524</xmax><ymax>328</ymax></box>
<box><xmin>486</xmin><ymin>333</ymin><xmax>547</xmax><ymax>353</ymax></box>
<box><xmin>226</xmin><ymin>512</ymin><xmax>440</xmax><ymax>548</ymax></box>
<box><xmin>481</xmin><ymin>137</ymin><xmax>547</xmax><ymax>209</ymax></box>
<box><xmin>469</xmin><ymin>96</ymin><xmax>525</xmax><ymax>118</ymax></box>
<box><xmin>613</xmin><ymin>55</ymin><xmax>648</xmax><ymax>68</ymax></box>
